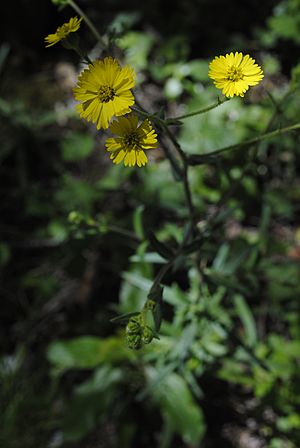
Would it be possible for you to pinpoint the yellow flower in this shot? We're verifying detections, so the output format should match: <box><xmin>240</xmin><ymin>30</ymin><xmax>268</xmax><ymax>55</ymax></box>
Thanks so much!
<box><xmin>208</xmin><ymin>52</ymin><xmax>264</xmax><ymax>98</ymax></box>
<box><xmin>45</xmin><ymin>16</ymin><xmax>82</xmax><ymax>48</ymax></box>
<box><xmin>73</xmin><ymin>57</ymin><xmax>136</xmax><ymax>130</ymax></box>
<box><xmin>105</xmin><ymin>114</ymin><xmax>158</xmax><ymax>167</ymax></box>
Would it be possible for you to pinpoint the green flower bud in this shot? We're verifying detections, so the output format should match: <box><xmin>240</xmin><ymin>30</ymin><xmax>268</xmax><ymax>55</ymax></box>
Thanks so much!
<box><xmin>126</xmin><ymin>318</ymin><xmax>142</xmax><ymax>335</ymax></box>
<box><xmin>126</xmin><ymin>333</ymin><xmax>143</xmax><ymax>350</ymax></box>
<box><xmin>125</xmin><ymin>316</ymin><xmax>154</xmax><ymax>349</ymax></box>
<box><xmin>144</xmin><ymin>299</ymin><xmax>156</xmax><ymax>311</ymax></box>
<box><xmin>142</xmin><ymin>326</ymin><xmax>154</xmax><ymax>345</ymax></box>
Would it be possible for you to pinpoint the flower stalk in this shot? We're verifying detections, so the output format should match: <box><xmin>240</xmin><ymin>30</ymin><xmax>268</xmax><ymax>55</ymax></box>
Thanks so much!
<box><xmin>188</xmin><ymin>121</ymin><xmax>300</xmax><ymax>165</ymax></box>
<box><xmin>170</xmin><ymin>96</ymin><xmax>229</xmax><ymax>121</ymax></box>
<box><xmin>67</xmin><ymin>0</ymin><xmax>107</xmax><ymax>49</ymax></box>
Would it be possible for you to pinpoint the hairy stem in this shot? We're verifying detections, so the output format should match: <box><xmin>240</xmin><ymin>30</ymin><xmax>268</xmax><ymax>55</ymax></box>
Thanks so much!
<box><xmin>171</xmin><ymin>96</ymin><xmax>229</xmax><ymax>121</ymax></box>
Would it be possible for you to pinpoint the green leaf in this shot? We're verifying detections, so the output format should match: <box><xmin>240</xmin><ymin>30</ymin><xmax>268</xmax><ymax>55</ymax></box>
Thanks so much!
<box><xmin>47</xmin><ymin>336</ymin><xmax>135</xmax><ymax>374</ymax></box>
<box><xmin>122</xmin><ymin>271</ymin><xmax>186</xmax><ymax>306</ymax></box>
<box><xmin>63</xmin><ymin>365</ymin><xmax>122</xmax><ymax>441</ymax></box>
<box><xmin>148</xmin><ymin>231</ymin><xmax>174</xmax><ymax>260</ymax></box>
<box><xmin>132</xmin><ymin>205</ymin><xmax>145</xmax><ymax>240</ymax></box>
<box><xmin>234</xmin><ymin>295</ymin><xmax>257</xmax><ymax>347</ymax></box>
<box><xmin>61</xmin><ymin>133</ymin><xmax>94</xmax><ymax>161</ymax></box>
<box><xmin>147</xmin><ymin>369</ymin><xmax>206</xmax><ymax>444</ymax></box>
<box><xmin>118</xmin><ymin>31</ymin><xmax>155</xmax><ymax>70</ymax></box>
<box><xmin>130</xmin><ymin>252</ymin><xmax>166</xmax><ymax>263</ymax></box>
<box><xmin>122</xmin><ymin>271</ymin><xmax>152</xmax><ymax>292</ymax></box>
<box><xmin>213</xmin><ymin>242</ymin><xmax>252</xmax><ymax>275</ymax></box>
<box><xmin>204</xmin><ymin>268</ymin><xmax>248</xmax><ymax>294</ymax></box>
<box><xmin>212</xmin><ymin>243</ymin><xmax>230</xmax><ymax>272</ymax></box>
<box><xmin>218</xmin><ymin>359</ymin><xmax>254</xmax><ymax>387</ymax></box>
<box><xmin>110</xmin><ymin>311</ymin><xmax>141</xmax><ymax>323</ymax></box>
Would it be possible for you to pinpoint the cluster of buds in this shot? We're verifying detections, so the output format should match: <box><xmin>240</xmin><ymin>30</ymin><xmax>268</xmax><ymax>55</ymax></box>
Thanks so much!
<box><xmin>125</xmin><ymin>315</ymin><xmax>154</xmax><ymax>350</ymax></box>
<box><xmin>68</xmin><ymin>211</ymin><xmax>108</xmax><ymax>238</ymax></box>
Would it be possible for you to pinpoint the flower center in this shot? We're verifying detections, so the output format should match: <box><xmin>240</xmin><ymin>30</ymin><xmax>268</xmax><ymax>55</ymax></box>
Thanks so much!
<box><xmin>227</xmin><ymin>66</ymin><xmax>244</xmax><ymax>82</ymax></box>
<box><xmin>98</xmin><ymin>85</ymin><xmax>116</xmax><ymax>103</ymax></box>
<box><xmin>123</xmin><ymin>132</ymin><xmax>141</xmax><ymax>150</ymax></box>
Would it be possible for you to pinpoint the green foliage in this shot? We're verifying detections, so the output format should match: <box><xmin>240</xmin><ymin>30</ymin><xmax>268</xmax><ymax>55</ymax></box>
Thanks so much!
<box><xmin>47</xmin><ymin>336</ymin><xmax>136</xmax><ymax>375</ymax></box>
<box><xmin>61</xmin><ymin>132</ymin><xmax>94</xmax><ymax>161</ymax></box>
<box><xmin>63</xmin><ymin>365</ymin><xmax>123</xmax><ymax>441</ymax></box>
<box><xmin>147</xmin><ymin>369</ymin><xmax>206</xmax><ymax>445</ymax></box>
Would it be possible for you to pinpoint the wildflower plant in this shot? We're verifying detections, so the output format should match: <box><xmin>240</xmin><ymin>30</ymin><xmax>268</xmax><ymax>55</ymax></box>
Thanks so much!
<box><xmin>46</xmin><ymin>0</ymin><xmax>300</xmax><ymax>352</ymax></box>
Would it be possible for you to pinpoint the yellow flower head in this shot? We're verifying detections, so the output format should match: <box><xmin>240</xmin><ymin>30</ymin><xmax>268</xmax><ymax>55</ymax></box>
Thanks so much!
<box><xmin>45</xmin><ymin>16</ymin><xmax>82</xmax><ymax>48</ymax></box>
<box><xmin>73</xmin><ymin>57</ymin><xmax>136</xmax><ymax>130</ymax></box>
<box><xmin>105</xmin><ymin>114</ymin><xmax>158</xmax><ymax>167</ymax></box>
<box><xmin>208</xmin><ymin>52</ymin><xmax>264</xmax><ymax>98</ymax></box>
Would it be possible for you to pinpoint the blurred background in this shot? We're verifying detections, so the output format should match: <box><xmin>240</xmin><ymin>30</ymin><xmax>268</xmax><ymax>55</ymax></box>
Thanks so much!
<box><xmin>1</xmin><ymin>0</ymin><xmax>300</xmax><ymax>447</ymax></box>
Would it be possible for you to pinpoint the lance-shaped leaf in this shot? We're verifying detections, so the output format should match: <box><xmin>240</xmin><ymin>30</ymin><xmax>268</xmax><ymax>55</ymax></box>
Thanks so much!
<box><xmin>148</xmin><ymin>231</ymin><xmax>175</xmax><ymax>260</ymax></box>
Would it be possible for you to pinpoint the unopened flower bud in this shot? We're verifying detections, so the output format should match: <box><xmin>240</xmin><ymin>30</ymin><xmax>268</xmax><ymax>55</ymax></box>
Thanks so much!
<box><xmin>126</xmin><ymin>318</ymin><xmax>142</xmax><ymax>335</ymax></box>
<box><xmin>126</xmin><ymin>333</ymin><xmax>143</xmax><ymax>350</ymax></box>
<box><xmin>144</xmin><ymin>299</ymin><xmax>156</xmax><ymax>311</ymax></box>
<box><xmin>142</xmin><ymin>326</ymin><xmax>154</xmax><ymax>345</ymax></box>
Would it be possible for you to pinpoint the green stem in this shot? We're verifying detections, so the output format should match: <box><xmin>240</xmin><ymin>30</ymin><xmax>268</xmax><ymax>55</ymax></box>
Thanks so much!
<box><xmin>150</xmin><ymin>220</ymin><xmax>197</xmax><ymax>294</ymax></box>
<box><xmin>151</xmin><ymin>258</ymin><xmax>175</xmax><ymax>292</ymax></box>
<box><xmin>188</xmin><ymin>122</ymin><xmax>300</xmax><ymax>165</ymax></box>
<box><xmin>107</xmin><ymin>225</ymin><xmax>141</xmax><ymax>242</ymax></box>
<box><xmin>136</xmin><ymin>105</ymin><xmax>198</xmax><ymax>230</ymax></box>
<box><xmin>264</xmin><ymin>86</ymin><xmax>295</xmax><ymax>132</ymax></box>
<box><xmin>67</xmin><ymin>0</ymin><xmax>107</xmax><ymax>49</ymax></box>
<box><xmin>72</xmin><ymin>45</ymin><xmax>93</xmax><ymax>64</ymax></box>
<box><xmin>162</xmin><ymin>124</ymin><xmax>196</xmax><ymax>227</ymax></box>
<box><xmin>133</xmin><ymin>97</ymin><xmax>229</xmax><ymax>124</ymax></box>
<box><xmin>171</xmin><ymin>96</ymin><xmax>229</xmax><ymax>121</ymax></box>
<box><xmin>131</xmin><ymin>106</ymin><xmax>164</xmax><ymax>125</ymax></box>
<box><xmin>133</xmin><ymin>108</ymin><xmax>195</xmax><ymax>227</ymax></box>
<box><xmin>132</xmin><ymin>106</ymin><xmax>184</xmax><ymax>179</ymax></box>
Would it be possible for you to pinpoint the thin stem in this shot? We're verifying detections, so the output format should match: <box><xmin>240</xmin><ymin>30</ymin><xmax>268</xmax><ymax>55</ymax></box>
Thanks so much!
<box><xmin>72</xmin><ymin>45</ymin><xmax>93</xmax><ymax>64</ymax></box>
<box><xmin>150</xmin><ymin>223</ymin><xmax>195</xmax><ymax>293</ymax></box>
<box><xmin>132</xmin><ymin>107</ymin><xmax>184</xmax><ymax>179</ymax></box>
<box><xmin>171</xmin><ymin>96</ymin><xmax>229</xmax><ymax>121</ymax></box>
<box><xmin>188</xmin><ymin>122</ymin><xmax>300</xmax><ymax>165</ymax></box>
<box><xmin>131</xmin><ymin>106</ymin><xmax>164</xmax><ymax>125</ymax></box>
<box><xmin>67</xmin><ymin>0</ymin><xmax>107</xmax><ymax>49</ymax></box>
<box><xmin>151</xmin><ymin>258</ymin><xmax>175</xmax><ymax>291</ymax></box>
<box><xmin>264</xmin><ymin>86</ymin><xmax>296</xmax><ymax>132</ymax></box>
<box><xmin>107</xmin><ymin>225</ymin><xmax>141</xmax><ymax>242</ymax></box>
<box><xmin>158</xmin><ymin>138</ymin><xmax>184</xmax><ymax>180</ymax></box>
<box><xmin>134</xmin><ymin>104</ymin><xmax>197</xmax><ymax>227</ymax></box>
<box><xmin>162</xmin><ymin>124</ymin><xmax>197</xmax><ymax>228</ymax></box>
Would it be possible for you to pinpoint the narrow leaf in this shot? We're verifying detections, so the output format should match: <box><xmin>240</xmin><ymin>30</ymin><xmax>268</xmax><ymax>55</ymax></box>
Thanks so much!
<box><xmin>234</xmin><ymin>295</ymin><xmax>257</xmax><ymax>347</ymax></box>
<box><xmin>148</xmin><ymin>231</ymin><xmax>174</xmax><ymax>260</ymax></box>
